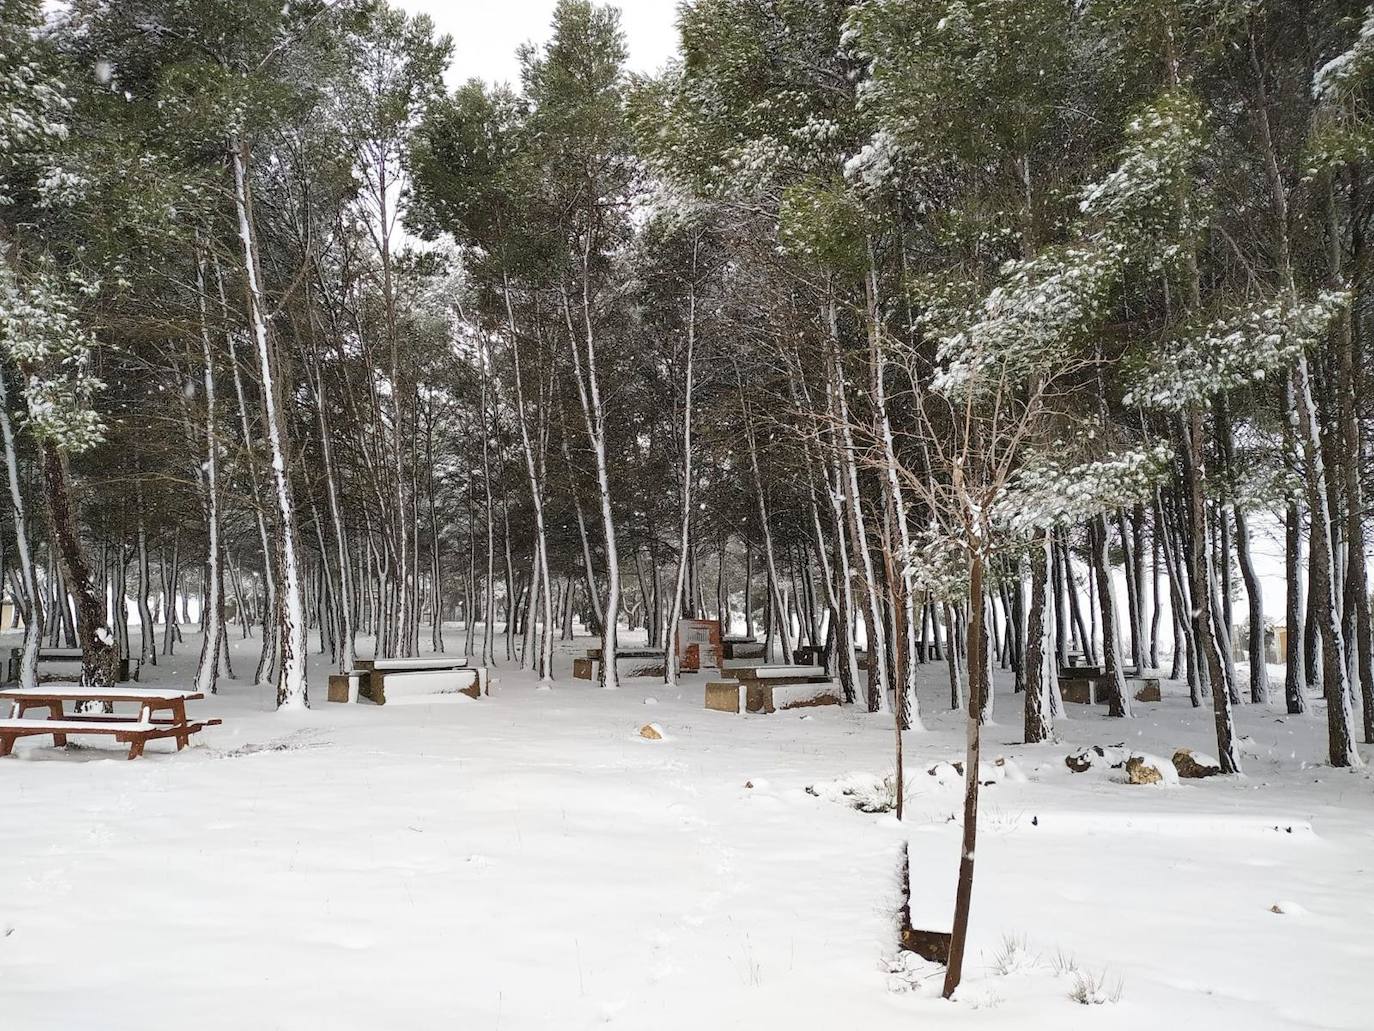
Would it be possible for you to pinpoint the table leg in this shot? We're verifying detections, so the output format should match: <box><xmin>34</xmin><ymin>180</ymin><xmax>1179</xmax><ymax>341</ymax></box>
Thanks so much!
<box><xmin>48</xmin><ymin>701</ymin><xmax>67</xmax><ymax>747</ymax></box>
<box><xmin>127</xmin><ymin>737</ymin><xmax>145</xmax><ymax>760</ymax></box>
<box><xmin>0</xmin><ymin>734</ymin><xmax>12</xmax><ymax>757</ymax></box>
<box><xmin>172</xmin><ymin>699</ymin><xmax>189</xmax><ymax>750</ymax></box>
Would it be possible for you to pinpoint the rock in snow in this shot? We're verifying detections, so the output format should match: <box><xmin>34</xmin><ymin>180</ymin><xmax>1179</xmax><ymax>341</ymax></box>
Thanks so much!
<box><xmin>639</xmin><ymin>723</ymin><xmax>664</xmax><ymax>740</ymax></box>
<box><xmin>1124</xmin><ymin>755</ymin><xmax>1165</xmax><ymax>785</ymax></box>
<box><xmin>1117</xmin><ymin>753</ymin><xmax>1179</xmax><ymax>786</ymax></box>
<box><xmin>1173</xmin><ymin>748</ymin><xmax>1223</xmax><ymax>778</ymax></box>
<box><xmin>1065</xmin><ymin>744</ymin><xmax>1128</xmax><ymax>772</ymax></box>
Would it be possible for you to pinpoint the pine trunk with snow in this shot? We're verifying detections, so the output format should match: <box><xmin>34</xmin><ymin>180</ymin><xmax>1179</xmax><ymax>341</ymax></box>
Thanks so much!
<box><xmin>0</xmin><ymin>365</ymin><xmax>43</xmax><ymax>688</ymax></box>
<box><xmin>232</xmin><ymin>140</ymin><xmax>307</xmax><ymax>709</ymax></box>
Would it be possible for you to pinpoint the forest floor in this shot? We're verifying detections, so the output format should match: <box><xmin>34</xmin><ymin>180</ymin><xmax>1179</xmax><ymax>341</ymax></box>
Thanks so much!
<box><xmin>1</xmin><ymin>627</ymin><xmax>1371</xmax><ymax>1030</ymax></box>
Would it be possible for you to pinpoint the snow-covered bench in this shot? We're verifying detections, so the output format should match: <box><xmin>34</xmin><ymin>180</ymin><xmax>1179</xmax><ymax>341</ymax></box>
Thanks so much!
<box><xmin>353</xmin><ymin>660</ymin><xmax>487</xmax><ymax>706</ymax></box>
<box><xmin>0</xmin><ymin>718</ymin><xmax>158</xmax><ymax>756</ymax></box>
<box><xmin>575</xmin><ymin>648</ymin><xmax>664</xmax><ymax>680</ymax></box>
<box><xmin>1059</xmin><ymin>674</ymin><xmax>1161</xmax><ymax>705</ymax></box>
<box><xmin>339</xmin><ymin>656</ymin><xmax>480</xmax><ymax>705</ymax></box>
<box><xmin>732</xmin><ymin>664</ymin><xmax>828</xmax><ymax>684</ymax></box>
<box><xmin>5</xmin><ymin>646</ymin><xmax>135</xmax><ymax>684</ymax></box>
<box><xmin>721</xmin><ymin>639</ymin><xmax>765</xmax><ymax>661</ymax></box>
<box><xmin>1058</xmin><ymin>675</ymin><xmax>1115</xmax><ymax>705</ymax></box>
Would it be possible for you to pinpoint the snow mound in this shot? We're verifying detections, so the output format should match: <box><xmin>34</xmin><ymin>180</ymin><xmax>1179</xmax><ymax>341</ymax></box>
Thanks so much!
<box><xmin>771</xmin><ymin>682</ymin><xmax>839</xmax><ymax>709</ymax></box>
<box><xmin>806</xmin><ymin>771</ymin><xmax>898</xmax><ymax>812</ymax></box>
<box><xmin>382</xmin><ymin>692</ymin><xmax>474</xmax><ymax>707</ymax></box>
<box><xmin>884</xmin><ymin>949</ymin><xmax>943</xmax><ymax>994</ymax></box>
<box><xmin>928</xmin><ymin>756</ymin><xmax>1026</xmax><ymax>785</ymax></box>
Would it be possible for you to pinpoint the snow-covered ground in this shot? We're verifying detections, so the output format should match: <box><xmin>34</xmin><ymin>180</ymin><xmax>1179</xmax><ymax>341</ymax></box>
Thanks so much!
<box><xmin>2</xmin><ymin>627</ymin><xmax>1371</xmax><ymax>1030</ymax></box>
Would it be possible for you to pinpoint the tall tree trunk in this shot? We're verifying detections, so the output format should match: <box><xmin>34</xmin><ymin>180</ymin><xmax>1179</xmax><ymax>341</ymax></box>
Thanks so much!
<box><xmin>826</xmin><ymin>308</ymin><xmax>889</xmax><ymax>711</ymax></box>
<box><xmin>664</xmin><ymin>279</ymin><xmax>696</xmax><ymax>687</ymax></box>
<box><xmin>1024</xmin><ymin>533</ymin><xmax>1054</xmax><ymax>743</ymax></box>
<box><xmin>232</xmin><ymin>139</ymin><xmax>307</xmax><ymax>709</ymax></box>
<box><xmin>740</xmin><ymin>369</ymin><xmax>794</xmax><ymax>668</ymax></box>
<box><xmin>1292</xmin><ymin>359</ymin><xmax>1360</xmax><ymax>766</ymax></box>
<box><xmin>1232</xmin><ymin>508</ymin><xmax>1271</xmax><ymax>704</ymax></box>
<box><xmin>943</xmin><ymin>549</ymin><xmax>987</xmax><ymax>1000</ymax></box>
<box><xmin>865</xmin><ymin>249</ymin><xmax>922</xmax><ymax>729</ymax></box>
<box><xmin>1285</xmin><ymin>499</ymin><xmax>1308</xmax><ymax>715</ymax></box>
<box><xmin>1183</xmin><ymin>411</ymin><xmax>1241</xmax><ymax>771</ymax></box>
<box><xmin>194</xmin><ymin>250</ymin><xmax>223</xmax><ymax>695</ymax></box>
<box><xmin>135</xmin><ymin>515</ymin><xmax>155</xmax><ymax>667</ymax></box>
<box><xmin>1090</xmin><ymin>514</ymin><xmax>1132</xmax><ymax>718</ymax></box>
<box><xmin>41</xmin><ymin>443</ymin><xmax>116</xmax><ymax>687</ymax></box>
<box><xmin>0</xmin><ymin>364</ymin><xmax>43</xmax><ymax>688</ymax></box>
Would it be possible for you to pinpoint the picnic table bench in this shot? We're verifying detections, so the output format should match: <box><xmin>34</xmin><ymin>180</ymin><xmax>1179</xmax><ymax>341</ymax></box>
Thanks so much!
<box><xmin>6</xmin><ymin>647</ymin><xmax>135</xmax><ymax>685</ymax></box>
<box><xmin>0</xmin><ymin>686</ymin><xmax>219</xmax><ymax>759</ymax></box>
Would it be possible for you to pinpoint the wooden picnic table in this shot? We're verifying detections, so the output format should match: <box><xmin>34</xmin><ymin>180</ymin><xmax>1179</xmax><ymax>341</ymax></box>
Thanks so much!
<box><xmin>0</xmin><ymin>686</ymin><xmax>220</xmax><ymax>760</ymax></box>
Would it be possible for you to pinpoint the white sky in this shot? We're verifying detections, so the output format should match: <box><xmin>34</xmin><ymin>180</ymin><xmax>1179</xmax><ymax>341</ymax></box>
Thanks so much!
<box><xmin>398</xmin><ymin>1</ymin><xmax>681</xmax><ymax>88</ymax></box>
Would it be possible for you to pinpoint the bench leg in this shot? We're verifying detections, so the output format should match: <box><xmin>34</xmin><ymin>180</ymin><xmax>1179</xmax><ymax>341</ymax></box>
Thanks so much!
<box><xmin>0</xmin><ymin>734</ymin><xmax>13</xmax><ymax>758</ymax></box>
<box><xmin>127</xmin><ymin>738</ymin><xmax>146</xmax><ymax>760</ymax></box>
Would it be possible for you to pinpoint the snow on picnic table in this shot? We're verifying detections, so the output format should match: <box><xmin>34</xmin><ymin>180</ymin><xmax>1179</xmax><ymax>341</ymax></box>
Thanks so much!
<box><xmin>1</xmin><ymin>630</ymin><xmax>1372</xmax><ymax>1030</ymax></box>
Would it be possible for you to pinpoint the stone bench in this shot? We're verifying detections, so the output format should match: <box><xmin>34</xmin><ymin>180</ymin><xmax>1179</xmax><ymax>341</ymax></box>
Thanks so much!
<box><xmin>1058</xmin><ymin>675</ymin><xmax>1114</xmax><ymax>705</ymax></box>
<box><xmin>704</xmin><ymin>678</ymin><xmax>840</xmax><ymax>715</ymax></box>
<box><xmin>721</xmin><ymin>639</ymin><xmax>765</xmax><ymax>661</ymax></box>
<box><xmin>575</xmin><ymin>648</ymin><xmax>665</xmax><ymax>680</ymax></box>
<box><xmin>1060</xmin><ymin>675</ymin><xmax>1162</xmax><ymax>704</ymax></box>
<box><xmin>333</xmin><ymin>656</ymin><xmax>481</xmax><ymax>705</ymax></box>
<box><xmin>368</xmin><ymin>667</ymin><xmax>487</xmax><ymax>705</ymax></box>
<box><xmin>732</xmin><ymin>664</ymin><xmax>829</xmax><ymax>686</ymax></box>
<box><xmin>1127</xmin><ymin>677</ymin><xmax>1162</xmax><ymax>702</ymax></box>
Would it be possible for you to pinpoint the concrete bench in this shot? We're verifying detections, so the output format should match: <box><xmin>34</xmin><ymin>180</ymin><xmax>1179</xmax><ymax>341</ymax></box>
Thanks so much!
<box><xmin>1060</xmin><ymin>675</ymin><xmax>1161</xmax><ymax>704</ymax></box>
<box><xmin>704</xmin><ymin>681</ymin><xmax>746</xmax><ymax>713</ymax></box>
<box><xmin>721</xmin><ymin>639</ymin><xmax>765</xmax><ymax>661</ymax></box>
<box><xmin>1127</xmin><ymin>676</ymin><xmax>1162</xmax><ymax>702</ymax></box>
<box><xmin>351</xmin><ymin>656</ymin><xmax>471</xmax><ymax>703</ymax></box>
<box><xmin>327</xmin><ymin>672</ymin><xmax>366</xmax><ymax>704</ymax></box>
<box><xmin>1058</xmin><ymin>675</ymin><xmax>1114</xmax><ymax>705</ymax></box>
<box><xmin>576</xmin><ymin>649</ymin><xmax>664</xmax><ymax>680</ymax></box>
<box><xmin>366</xmin><ymin>666</ymin><xmax>488</xmax><ymax>705</ymax></box>
<box><xmin>704</xmin><ymin>677</ymin><xmax>840</xmax><ymax>715</ymax></box>
<box><xmin>1059</xmin><ymin>664</ymin><xmax>1105</xmax><ymax>679</ymax></box>
<box><xmin>732</xmin><ymin>665</ymin><xmax>829</xmax><ymax>686</ymax></box>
